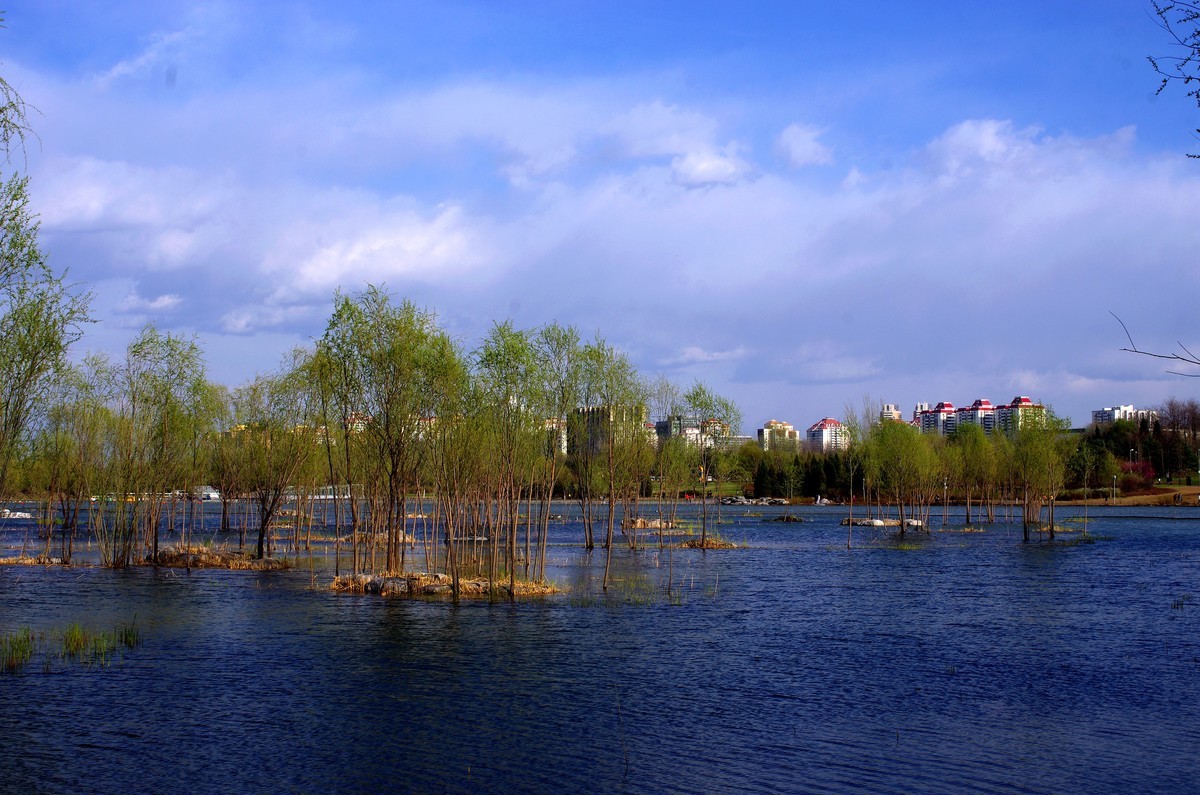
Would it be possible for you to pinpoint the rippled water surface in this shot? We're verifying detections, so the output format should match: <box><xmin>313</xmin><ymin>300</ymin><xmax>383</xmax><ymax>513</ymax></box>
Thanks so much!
<box><xmin>2</xmin><ymin>504</ymin><xmax>1199</xmax><ymax>793</ymax></box>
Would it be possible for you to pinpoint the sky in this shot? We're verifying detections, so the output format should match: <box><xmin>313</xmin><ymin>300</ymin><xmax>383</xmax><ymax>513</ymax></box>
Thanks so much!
<box><xmin>3</xmin><ymin>1</ymin><xmax>1199</xmax><ymax>432</ymax></box>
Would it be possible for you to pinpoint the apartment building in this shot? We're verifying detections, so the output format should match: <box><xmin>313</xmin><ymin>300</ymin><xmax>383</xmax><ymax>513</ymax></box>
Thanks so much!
<box><xmin>996</xmin><ymin>396</ymin><xmax>1046</xmax><ymax>433</ymax></box>
<box><xmin>911</xmin><ymin>396</ymin><xmax>1043</xmax><ymax>436</ymax></box>
<box><xmin>1092</xmin><ymin>405</ymin><xmax>1159</xmax><ymax>426</ymax></box>
<box><xmin>758</xmin><ymin>419</ymin><xmax>801</xmax><ymax>451</ymax></box>
<box><xmin>917</xmin><ymin>401</ymin><xmax>958</xmax><ymax>435</ymax></box>
<box><xmin>956</xmin><ymin>398</ymin><xmax>997</xmax><ymax>434</ymax></box>
<box><xmin>879</xmin><ymin>403</ymin><xmax>903</xmax><ymax>422</ymax></box>
<box><xmin>807</xmin><ymin>417</ymin><xmax>847</xmax><ymax>452</ymax></box>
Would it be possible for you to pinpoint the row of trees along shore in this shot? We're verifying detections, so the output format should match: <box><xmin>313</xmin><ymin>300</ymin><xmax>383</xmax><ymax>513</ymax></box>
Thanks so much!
<box><xmin>7</xmin><ymin>282</ymin><xmax>1197</xmax><ymax>572</ymax></box>
<box><xmin>745</xmin><ymin>400</ymin><xmax>1200</xmax><ymax>546</ymax></box>
<box><xmin>5</xmin><ymin>290</ymin><xmax>754</xmax><ymax>589</ymax></box>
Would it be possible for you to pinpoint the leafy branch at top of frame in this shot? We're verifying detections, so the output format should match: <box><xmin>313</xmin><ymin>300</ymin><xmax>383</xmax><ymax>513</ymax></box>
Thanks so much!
<box><xmin>1149</xmin><ymin>1</ymin><xmax>1200</xmax><ymax>155</ymax></box>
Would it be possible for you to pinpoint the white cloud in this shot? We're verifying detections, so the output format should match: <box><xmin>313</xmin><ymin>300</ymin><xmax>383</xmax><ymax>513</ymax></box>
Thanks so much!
<box><xmin>27</xmin><ymin>45</ymin><xmax>1200</xmax><ymax>425</ymax></box>
<box><xmin>660</xmin><ymin>346</ymin><xmax>749</xmax><ymax>367</ymax></box>
<box><xmin>777</xmin><ymin>342</ymin><xmax>880</xmax><ymax>383</ymax></box>
<box><xmin>92</xmin><ymin>28</ymin><xmax>194</xmax><ymax>90</ymax></box>
<box><xmin>603</xmin><ymin>100</ymin><xmax>721</xmax><ymax>159</ymax></box>
<box><xmin>117</xmin><ymin>291</ymin><xmax>182</xmax><ymax>313</ymax></box>
<box><xmin>269</xmin><ymin>203</ymin><xmax>492</xmax><ymax>301</ymax></box>
<box><xmin>670</xmin><ymin>146</ymin><xmax>751</xmax><ymax>187</ymax></box>
<box><xmin>777</xmin><ymin>123</ymin><xmax>833</xmax><ymax>167</ymax></box>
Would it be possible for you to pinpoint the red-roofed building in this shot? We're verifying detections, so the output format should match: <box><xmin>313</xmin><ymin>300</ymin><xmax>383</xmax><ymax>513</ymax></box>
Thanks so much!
<box><xmin>956</xmin><ymin>398</ymin><xmax>997</xmax><ymax>434</ymax></box>
<box><xmin>997</xmin><ymin>396</ymin><xmax>1045</xmax><ymax>433</ymax></box>
<box><xmin>917</xmin><ymin>401</ymin><xmax>957</xmax><ymax>435</ymax></box>
<box><xmin>807</xmin><ymin>417</ymin><xmax>847</xmax><ymax>452</ymax></box>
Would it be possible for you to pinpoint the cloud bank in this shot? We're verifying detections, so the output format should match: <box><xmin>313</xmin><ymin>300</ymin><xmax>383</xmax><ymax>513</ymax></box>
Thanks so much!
<box><xmin>9</xmin><ymin>3</ymin><xmax>1199</xmax><ymax>429</ymax></box>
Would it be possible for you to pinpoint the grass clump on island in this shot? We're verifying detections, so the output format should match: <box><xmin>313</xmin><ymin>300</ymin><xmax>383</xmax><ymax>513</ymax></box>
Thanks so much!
<box><xmin>331</xmin><ymin>571</ymin><xmax>559</xmax><ymax>598</ymax></box>
<box><xmin>0</xmin><ymin>553</ymin><xmax>67</xmax><ymax>566</ymax></box>
<box><xmin>1</xmin><ymin>545</ymin><xmax>290</xmax><ymax>571</ymax></box>
<box><xmin>681</xmin><ymin>536</ymin><xmax>738</xmax><ymax>550</ymax></box>
<box><xmin>147</xmin><ymin>544</ymin><xmax>290</xmax><ymax>571</ymax></box>
<box><xmin>2</xmin><ymin>619</ymin><xmax>141</xmax><ymax>674</ymax></box>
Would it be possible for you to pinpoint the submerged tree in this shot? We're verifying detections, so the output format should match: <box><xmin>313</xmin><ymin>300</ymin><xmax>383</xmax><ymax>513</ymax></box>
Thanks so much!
<box><xmin>234</xmin><ymin>357</ymin><xmax>317</xmax><ymax>560</ymax></box>
<box><xmin>475</xmin><ymin>320</ymin><xmax>539</xmax><ymax>598</ymax></box>
<box><xmin>582</xmin><ymin>336</ymin><xmax>647</xmax><ymax>589</ymax></box>
<box><xmin>684</xmin><ymin>381</ymin><xmax>741</xmax><ymax>547</ymax></box>
<box><xmin>1009</xmin><ymin>410</ymin><xmax>1075</xmax><ymax>542</ymax></box>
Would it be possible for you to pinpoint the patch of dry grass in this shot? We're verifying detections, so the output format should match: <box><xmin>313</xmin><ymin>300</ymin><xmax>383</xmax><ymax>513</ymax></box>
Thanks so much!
<box><xmin>148</xmin><ymin>545</ymin><xmax>290</xmax><ymax>571</ymax></box>
<box><xmin>681</xmin><ymin>537</ymin><xmax>738</xmax><ymax>550</ymax></box>
<box><xmin>331</xmin><ymin>571</ymin><xmax>559</xmax><ymax>598</ymax></box>
<box><xmin>0</xmin><ymin>554</ymin><xmax>66</xmax><ymax>566</ymax></box>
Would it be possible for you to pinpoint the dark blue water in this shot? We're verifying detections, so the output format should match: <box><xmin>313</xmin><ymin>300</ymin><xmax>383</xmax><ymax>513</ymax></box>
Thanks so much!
<box><xmin>2</xmin><ymin>504</ymin><xmax>1198</xmax><ymax>793</ymax></box>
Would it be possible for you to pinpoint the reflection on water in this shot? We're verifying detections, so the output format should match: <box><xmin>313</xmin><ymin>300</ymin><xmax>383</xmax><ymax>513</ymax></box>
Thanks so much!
<box><xmin>2</xmin><ymin>504</ymin><xmax>1199</xmax><ymax>793</ymax></box>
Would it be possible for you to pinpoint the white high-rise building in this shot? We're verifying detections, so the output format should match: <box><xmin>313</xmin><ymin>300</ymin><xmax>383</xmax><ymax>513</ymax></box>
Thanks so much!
<box><xmin>807</xmin><ymin>417</ymin><xmax>847</xmax><ymax>452</ymax></box>
<box><xmin>758</xmin><ymin>419</ymin><xmax>801</xmax><ymax>451</ymax></box>
<box><xmin>917</xmin><ymin>402</ymin><xmax>957</xmax><ymax>435</ymax></box>
<box><xmin>956</xmin><ymin>398</ymin><xmax>997</xmax><ymax>434</ymax></box>
<box><xmin>1092</xmin><ymin>405</ymin><xmax>1158</xmax><ymax>426</ymax></box>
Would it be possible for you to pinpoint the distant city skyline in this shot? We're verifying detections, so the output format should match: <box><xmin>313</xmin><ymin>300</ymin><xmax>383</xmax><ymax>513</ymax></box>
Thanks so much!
<box><xmin>3</xmin><ymin>1</ymin><xmax>1199</xmax><ymax>431</ymax></box>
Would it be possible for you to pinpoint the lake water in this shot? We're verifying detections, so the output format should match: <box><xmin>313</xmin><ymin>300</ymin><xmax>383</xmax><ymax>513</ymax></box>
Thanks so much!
<box><xmin>2</xmin><ymin>503</ymin><xmax>1198</xmax><ymax>793</ymax></box>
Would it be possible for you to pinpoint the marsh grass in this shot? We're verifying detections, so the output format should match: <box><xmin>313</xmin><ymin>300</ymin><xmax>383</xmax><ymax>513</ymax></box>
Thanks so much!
<box><xmin>609</xmin><ymin>573</ymin><xmax>664</xmax><ymax>605</ymax></box>
<box><xmin>2</xmin><ymin>627</ymin><xmax>35</xmax><ymax>672</ymax></box>
<box><xmin>1054</xmin><ymin>534</ymin><xmax>1114</xmax><ymax>547</ymax></box>
<box><xmin>2</xmin><ymin>619</ymin><xmax>141</xmax><ymax>674</ymax></box>
<box><xmin>891</xmin><ymin>540</ymin><xmax>926</xmax><ymax>551</ymax></box>
<box><xmin>568</xmin><ymin>572</ymin><xmax>686</xmax><ymax>607</ymax></box>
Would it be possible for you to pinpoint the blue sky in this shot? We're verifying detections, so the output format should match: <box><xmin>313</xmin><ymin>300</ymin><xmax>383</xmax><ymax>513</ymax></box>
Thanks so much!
<box><xmin>3</xmin><ymin>1</ymin><xmax>1199</xmax><ymax>430</ymax></box>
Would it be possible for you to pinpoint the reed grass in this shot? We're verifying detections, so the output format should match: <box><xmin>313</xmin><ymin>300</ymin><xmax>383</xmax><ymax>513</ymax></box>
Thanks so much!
<box><xmin>2</xmin><ymin>627</ymin><xmax>35</xmax><ymax>672</ymax></box>
<box><xmin>1</xmin><ymin>619</ymin><xmax>141</xmax><ymax>674</ymax></box>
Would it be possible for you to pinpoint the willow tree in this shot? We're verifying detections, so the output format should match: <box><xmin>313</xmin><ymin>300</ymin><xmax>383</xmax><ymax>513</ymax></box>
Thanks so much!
<box><xmin>475</xmin><ymin>321</ymin><xmax>543</xmax><ymax>596</ymax></box>
<box><xmin>840</xmin><ymin>401</ymin><xmax>871</xmax><ymax>548</ymax></box>
<box><xmin>867</xmin><ymin>419</ymin><xmax>937</xmax><ymax>535</ymax></box>
<box><xmin>119</xmin><ymin>326</ymin><xmax>209</xmax><ymax>563</ymax></box>
<box><xmin>648</xmin><ymin>376</ymin><xmax>687</xmax><ymax>530</ymax></box>
<box><xmin>28</xmin><ymin>360</ymin><xmax>110</xmax><ymax>562</ymax></box>
<box><xmin>86</xmin><ymin>349</ymin><xmax>148</xmax><ymax>568</ymax></box>
<box><xmin>0</xmin><ymin>22</ymin><xmax>90</xmax><ymax>501</ymax></box>
<box><xmin>530</xmin><ymin>322</ymin><xmax>580</xmax><ymax>580</ymax></box>
<box><xmin>0</xmin><ymin>176</ymin><xmax>90</xmax><ymax>500</ymax></box>
<box><xmin>684</xmin><ymin>381</ymin><xmax>741</xmax><ymax>546</ymax></box>
<box><xmin>418</xmin><ymin>332</ymin><xmax>471</xmax><ymax>590</ymax></box>
<box><xmin>206</xmin><ymin>384</ymin><xmax>244</xmax><ymax>536</ymax></box>
<box><xmin>314</xmin><ymin>292</ymin><xmax>369</xmax><ymax>572</ymax></box>
<box><xmin>581</xmin><ymin>336</ymin><xmax>647</xmax><ymax>589</ymax></box>
<box><xmin>949</xmin><ymin>423</ymin><xmax>995</xmax><ymax>524</ymax></box>
<box><xmin>232</xmin><ymin>359</ymin><xmax>317</xmax><ymax>560</ymax></box>
<box><xmin>350</xmin><ymin>289</ymin><xmax>449</xmax><ymax>574</ymax></box>
<box><xmin>1010</xmin><ymin>411</ymin><xmax>1074</xmax><ymax>542</ymax></box>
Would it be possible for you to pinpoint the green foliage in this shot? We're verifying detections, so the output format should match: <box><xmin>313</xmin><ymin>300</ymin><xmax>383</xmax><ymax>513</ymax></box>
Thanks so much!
<box><xmin>0</xmin><ymin>175</ymin><xmax>91</xmax><ymax>497</ymax></box>
<box><xmin>0</xmin><ymin>14</ymin><xmax>33</xmax><ymax>166</ymax></box>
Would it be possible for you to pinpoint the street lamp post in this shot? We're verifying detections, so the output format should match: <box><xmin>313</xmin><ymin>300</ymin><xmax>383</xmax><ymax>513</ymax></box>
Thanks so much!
<box><xmin>1112</xmin><ymin>473</ymin><xmax>1117</xmax><ymax>502</ymax></box>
